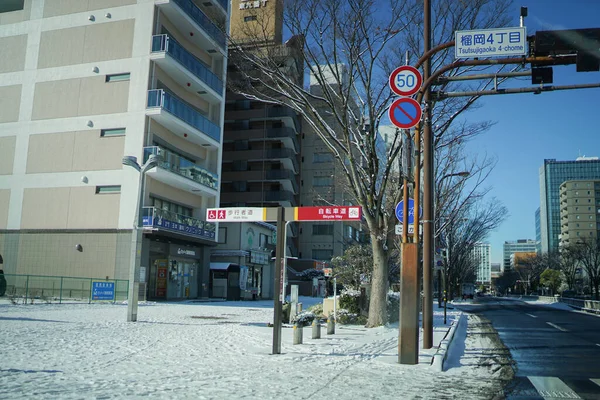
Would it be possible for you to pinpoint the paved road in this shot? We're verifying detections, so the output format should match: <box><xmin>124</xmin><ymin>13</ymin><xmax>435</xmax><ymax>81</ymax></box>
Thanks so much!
<box><xmin>456</xmin><ymin>297</ymin><xmax>600</xmax><ymax>399</ymax></box>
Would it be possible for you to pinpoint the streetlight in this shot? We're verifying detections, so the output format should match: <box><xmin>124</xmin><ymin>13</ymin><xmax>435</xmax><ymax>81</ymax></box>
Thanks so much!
<box><xmin>123</xmin><ymin>154</ymin><xmax>161</xmax><ymax>322</ymax></box>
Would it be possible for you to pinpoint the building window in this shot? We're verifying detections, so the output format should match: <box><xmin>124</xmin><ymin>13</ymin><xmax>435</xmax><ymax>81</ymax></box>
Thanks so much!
<box><xmin>313</xmin><ymin>176</ymin><xmax>333</xmax><ymax>186</ymax></box>
<box><xmin>313</xmin><ymin>153</ymin><xmax>334</xmax><ymax>163</ymax></box>
<box><xmin>95</xmin><ymin>185</ymin><xmax>121</xmax><ymax>194</ymax></box>
<box><xmin>244</xmin><ymin>15</ymin><xmax>257</xmax><ymax>22</ymax></box>
<box><xmin>312</xmin><ymin>224</ymin><xmax>334</xmax><ymax>235</ymax></box>
<box><xmin>106</xmin><ymin>73</ymin><xmax>131</xmax><ymax>82</ymax></box>
<box><xmin>150</xmin><ymin>197</ymin><xmax>192</xmax><ymax>216</ymax></box>
<box><xmin>0</xmin><ymin>1</ymin><xmax>24</xmax><ymax>13</ymax></box>
<box><xmin>101</xmin><ymin>128</ymin><xmax>126</xmax><ymax>137</ymax></box>
<box><xmin>312</xmin><ymin>249</ymin><xmax>333</xmax><ymax>260</ymax></box>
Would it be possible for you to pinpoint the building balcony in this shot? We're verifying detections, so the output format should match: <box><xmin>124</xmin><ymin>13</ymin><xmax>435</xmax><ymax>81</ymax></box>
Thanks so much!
<box><xmin>220</xmin><ymin>190</ymin><xmax>296</xmax><ymax>207</ymax></box>
<box><xmin>221</xmin><ymin>169</ymin><xmax>299</xmax><ymax>194</ymax></box>
<box><xmin>143</xmin><ymin>146</ymin><xmax>218</xmax><ymax>196</ymax></box>
<box><xmin>146</xmin><ymin>89</ymin><xmax>220</xmax><ymax>148</ymax></box>
<box><xmin>223</xmin><ymin>148</ymin><xmax>299</xmax><ymax>173</ymax></box>
<box><xmin>156</xmin><ymin>0</ymin><xmax>226</xmax><ymax>54</ymax></box>
<box><xmin>224</xmin><ymin>127</ymin><xmax>299</xmax><ymax>152</ymax></box>
<box><xmin>151</xmin><ymin>35</ymin><xmax>223</xmax><ymax>102</ymax></box>
<box><xmin>225</xmin><ymin>106</ymin><xmax>301</xmax><ymax>132</ymax></box>
<box><xmin>142</xmin><ymin>207</ymin><xmax>216</xmax><ymax>242</ymax></box>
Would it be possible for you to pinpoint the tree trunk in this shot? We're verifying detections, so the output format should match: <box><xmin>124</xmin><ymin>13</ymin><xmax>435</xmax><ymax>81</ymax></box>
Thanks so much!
<box><xmin>366</xmin><ymin>236</ymin><xmax>388</xmax><ymax>327</ymax></box>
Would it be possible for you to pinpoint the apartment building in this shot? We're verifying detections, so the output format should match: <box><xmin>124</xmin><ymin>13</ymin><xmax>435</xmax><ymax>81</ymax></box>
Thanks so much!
<box><xmin>472</xmin><ymin>243</ymin><xmax>491</xmax><ymax>285</ymax></box>
<box><xmin>503</xmin><ymin>239</ymin><xmax>537</xmax><ymax>272</ymax></box>
<box><xmin>539</xmin><ymin>157</ymin><xmax>600</xmax><ymax>253</ymax></box>
<box><xmin>559</xmin><ymin>179</ymin><xmax>600</xmax><ymax>248</ymax></box>
<box><xmin>0</xmin><ymin>0</ymin><xmax>229</xmax><ymax>300</ymax></box>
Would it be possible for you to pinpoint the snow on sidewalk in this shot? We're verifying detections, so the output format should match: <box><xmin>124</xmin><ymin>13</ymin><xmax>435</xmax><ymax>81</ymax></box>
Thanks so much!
<box><xmin>0</xmin><ymin>298</ymin><xmax>507</xmax><ymax>399</ymax></box>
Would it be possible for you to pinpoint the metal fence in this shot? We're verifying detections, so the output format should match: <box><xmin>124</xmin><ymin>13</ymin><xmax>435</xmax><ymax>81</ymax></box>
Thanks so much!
<box><xmin>1</xmin><ymin>274</ymin><xmax>129</xmax><ymax>304</ymax></box>
<box><xmin>559</xmin><ymin>296</ymin><xmax>600</xmax><ymax>314</ymax></box>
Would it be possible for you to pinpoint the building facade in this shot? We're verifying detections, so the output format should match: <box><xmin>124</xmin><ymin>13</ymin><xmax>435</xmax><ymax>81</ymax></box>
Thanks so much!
<box><xmin>503</xmin><ymin>240</ymin><xmax>537</xmax><ymax>272</ymax></box>
<box><xmin>559</xmin><ymin>179</ymin><xmax>600</xmax><ymax>248</ymax></box>
<box><xmin>472</xmin><ymin>243</ymin><xmax>491</xmax><ymax>285</ymax></box>
<box><xmin>539</xmin><ymin>157</ymin><xmax>600</xmax><ymax>253</ymax></box>
<box><xmin>0</xmin><ymin>0</ymin><xmax>229</xmax><ymax>300</ymax></box>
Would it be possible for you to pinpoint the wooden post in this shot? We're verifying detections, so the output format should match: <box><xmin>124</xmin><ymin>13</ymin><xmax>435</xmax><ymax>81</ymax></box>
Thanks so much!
<box><xmin>399</xmin><ymin>243</ymin><xmax>419</xmax><ymax>364</ymax></box>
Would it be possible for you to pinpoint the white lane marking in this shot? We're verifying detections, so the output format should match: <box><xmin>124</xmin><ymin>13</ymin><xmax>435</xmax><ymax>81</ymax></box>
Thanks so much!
<box><xmin>592</xmin><ymin>378</ymin><xmax>600</xmax><ymax>388</ymax></box>
<box><xmin>546</xmin><ymin>322</ymin><xmax>568</xmax><ymax>332</ymax></box>
<box><xmin>526</xmin><ymin>313</ymin><xmax>538</xmax><ymax>318</ymax></box>
<box><xmin>528</xmin><ymin>376</ymin><xmax>582</xmax><ymax>399</ymax></box>
<box><xmin>596</xmin><ymin>343</ymin><xmax>600</xmax><ymax>347</ymax></box>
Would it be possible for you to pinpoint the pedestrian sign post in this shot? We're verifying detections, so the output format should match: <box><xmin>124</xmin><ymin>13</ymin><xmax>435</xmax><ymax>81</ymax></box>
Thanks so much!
<box><xmin>389</xmin><ymin>65</ymin><xmax>423</xmax><ymax>97</ymax></box>
<box><xmin>389</xmin><ymin>97</ymin><xmax>422</xmax><ymax>129</ymax></box>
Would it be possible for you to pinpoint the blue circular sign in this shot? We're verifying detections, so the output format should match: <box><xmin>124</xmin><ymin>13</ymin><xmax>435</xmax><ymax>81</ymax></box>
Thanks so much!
<box><xmin>395</xmin><ymin>199</ymin><xmax>422</xmax><ymax>224</ymax></box>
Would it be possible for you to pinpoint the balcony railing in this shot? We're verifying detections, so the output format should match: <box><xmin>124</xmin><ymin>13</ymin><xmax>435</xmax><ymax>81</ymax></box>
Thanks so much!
<box><xmin>147</xmin><ymin>89</ymin><xmax>220</xmax><ymax>142</ymax></box>
<box><xmin>171</xmin><ymin>0</ymin><xmax>226</xmax><ymax>49</ymax></box>
<box><xmin>151</xmin><ymin>35</ymin><xmax>223</xmax><ymax>95</ymax></box>
<box><xmin>144</xmin><ymin>146</ymin><xmax>218</xmax><ymax>190</ymax></box>
<box><xmin>216</xmin><ymin>0</ymin><xmax>228</xmax><ymax>12</ymax></box>
<box><xmin>142</xmin><ymin>207</ymin><xmax>216</xmax><ymax>241</ymax></box>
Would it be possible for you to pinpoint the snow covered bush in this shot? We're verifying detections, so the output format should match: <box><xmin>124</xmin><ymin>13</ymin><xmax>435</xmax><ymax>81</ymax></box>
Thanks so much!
<box><xmin>291</xmin><ymin>310</ymin><xmax>316</xmax><ymax>327</ymax></box>
<box><xmin>339</xmin><ymin>289</ymin><xmax>360</xmax><ymax>315</ymax></box>
<box><xmin>334</xmin><ymin>309</ymin><xmax>367</xmax><ymax>325</ymax></box>
<box><xmin>307</xmin><ymin>303</ymin><xmax>324</xmax><ymax>318</ymax></box>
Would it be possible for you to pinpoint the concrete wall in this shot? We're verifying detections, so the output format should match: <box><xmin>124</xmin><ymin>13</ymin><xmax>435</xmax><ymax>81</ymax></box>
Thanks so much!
<box><xmin>42</xmin><ymin>0</ymin><xmax>137</xmax><ymax>18</ymax></box>
<box><xmin>26</xmin><ymin>130</ymin><xmax>125</xmax><ymax>173</ymax></box>
<box><xmin>32</xmin><ymin>76</ymin><xmax>130</xmax><ymax>120</ymax></box>
<box><xmin>0</xmin><ymin>230</ymin><xmax>132</xmax><ymax>279</ymax></box>
<box><xmin>0</xmin><ymin>190</ymin><xmax>10</xmax><ymax>229</ymax></box>
<box><xmin>0</xmin><ymin>0</ymin><xmax>32</xmax><ymax>25</ymax></box>
<box><xmin>0</xmin><ymin>85</ymin><xmax>22</xmax><ymax>123</ymax></box>
<box><xmin>0</xmin><ymin>34</ymin><xmax>27</xmax><ymax>73</ymax></box>
<box><xmin>21</xmin><ymin>187</ymin><xmax>120</xmax><ymax>229</ymax></box>
<box><xmin>37</xmin><ymin>19</ymin><xmax>135</xmax><ymax>68</ymax></box>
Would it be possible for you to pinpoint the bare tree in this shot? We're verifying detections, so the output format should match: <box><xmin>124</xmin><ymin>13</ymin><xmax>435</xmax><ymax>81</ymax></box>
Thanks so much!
<box><xmin>228</xmin><ymin>0</ymin><xmax>513</xmax><ymax>326</ymax></box>
<box><xmin>568</xmin><ymin>238</ymin><xmax>600</xmax><ymax>300</ymax></box>
<box><xmin>441</xmin><ymin>198</ymin><xmax>507</xmax><ymax>299</ymax></box>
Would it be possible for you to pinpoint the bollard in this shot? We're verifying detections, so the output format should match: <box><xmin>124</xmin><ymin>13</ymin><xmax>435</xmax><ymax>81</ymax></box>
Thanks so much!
<box><xmin>312</xmin><ymin>319</ymin><xmax>321</xmax><ymax>339</ymax></box>
<box><xmin>327</xmin><ymin>315</ymin><xmax>335</xmax><ymax>335</ymax></box>
<box><xmin>293</xmin><ymin>323</ymin><xmax>303</xmax><ymax>345</ymax></box>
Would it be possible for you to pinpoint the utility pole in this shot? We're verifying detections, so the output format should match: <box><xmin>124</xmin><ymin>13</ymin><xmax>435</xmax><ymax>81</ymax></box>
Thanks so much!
<box><xmin>421</xmin><ymin>0</ymin><xmax>434</xmax><ymax>349</ymax></box>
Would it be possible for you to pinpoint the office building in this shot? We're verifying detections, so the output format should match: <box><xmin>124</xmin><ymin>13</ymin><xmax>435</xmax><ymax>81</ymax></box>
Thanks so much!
<box><xmin>539</xmin><ymin>157</ymin><xmax>600</xmax><ymax>253</ymax></box>
<box><xmin>503</xmin><ymin>240</ymin><xmax>537</xmax><ymax>272</ymax></box>
<box><xmin>0</xmin><ymin>0</ymin><xmax>229</xmax><ymax>300</ymax></box>
<box><xmin>535</xmin><ymin>207</ymin><xmax>542</xmax><ymax>254</ymax></box>
<box><xmin>559</xmin><ymin>179</ymin><xmax>600</xmax><ymax>248</ymax></box>
<box><xmin>472</xmin><ymin>243</ymin><xmax>491</xmax><ymax>285</ymax></box>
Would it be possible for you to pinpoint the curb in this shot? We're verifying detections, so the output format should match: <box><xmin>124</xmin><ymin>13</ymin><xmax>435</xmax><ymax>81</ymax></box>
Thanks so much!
<box><xmin>430</xmin><ymin>314</ymin><xmax>462</xmax><ymax>372</ymax></box>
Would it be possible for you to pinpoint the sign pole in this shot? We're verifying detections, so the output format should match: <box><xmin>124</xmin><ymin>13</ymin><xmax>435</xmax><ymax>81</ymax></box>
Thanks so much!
<box><xmin>272</xmin><ymin>206</ymin><xmax>285</xmax><ymax>354</ymax></box>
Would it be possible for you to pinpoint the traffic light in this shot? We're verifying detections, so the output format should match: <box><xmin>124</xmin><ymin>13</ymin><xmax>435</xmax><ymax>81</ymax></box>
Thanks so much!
<box><xmin>533</xmin><ymin>28</ymin><xmax>600</xmax><ymax>72</ymax></box>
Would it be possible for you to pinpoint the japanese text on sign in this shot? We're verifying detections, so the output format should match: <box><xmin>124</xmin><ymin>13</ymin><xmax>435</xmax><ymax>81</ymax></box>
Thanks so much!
<box><xmin>295</xmin><ymin>206</ymin><xmax>362</xmax><ymax>221</ymax></box>
<box><xmin>455</xmin><ymin>27</ymin><xmax>526</xmax><ymax>59</ymax></box>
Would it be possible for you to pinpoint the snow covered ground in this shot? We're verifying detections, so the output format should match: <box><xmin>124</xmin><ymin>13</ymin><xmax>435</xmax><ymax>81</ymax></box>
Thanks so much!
<box><xmin>0</xmin><ymin>297</ymin><xmax>510</xmax><ymax>399</ymax></box>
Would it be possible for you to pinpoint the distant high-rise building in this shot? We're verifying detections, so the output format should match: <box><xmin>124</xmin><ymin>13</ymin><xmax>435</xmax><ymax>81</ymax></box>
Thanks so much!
<box><xmin>559</xmin><ymin>179</ymin><xmax>600</xmax><ymax>248</ymax></box>
<box><xmin>503</xmin><ymin>240</ymin><xmax>537</xmax><ymax>271</ymax></box>
<box><xmin>535</xmin><ymin>207</ymin><xmax>542</xmax><ymax>254</ymax></box>
<box><xmin>539</xmin><ymin>157</ymin><xmax>600</xmax><ymax>253</ymax></box>
<box><xmin>472</xmin><ymin>243</ymin><xmax>491</xmax><ymax>284</ymax></box>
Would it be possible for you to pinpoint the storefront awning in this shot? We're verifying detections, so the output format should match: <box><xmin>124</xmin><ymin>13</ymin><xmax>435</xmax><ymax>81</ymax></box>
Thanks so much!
<box><xmin>210</xmin><ymin>262</ymin><xmax>240</xmax><ymax>271</ymax></box>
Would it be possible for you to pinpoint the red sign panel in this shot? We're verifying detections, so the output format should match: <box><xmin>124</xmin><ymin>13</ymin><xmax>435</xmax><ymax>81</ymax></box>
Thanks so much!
<box><xmin>295</xmin><ymin>206</ymin><xmax>362</xmax><ymax>221</ymax></box>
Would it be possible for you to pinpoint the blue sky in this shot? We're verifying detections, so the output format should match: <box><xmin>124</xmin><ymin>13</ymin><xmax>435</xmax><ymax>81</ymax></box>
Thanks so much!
<box><xmin>463</xmin><ymin>0</ymin><xmax>600</xmax><ymax>262</ymax></box>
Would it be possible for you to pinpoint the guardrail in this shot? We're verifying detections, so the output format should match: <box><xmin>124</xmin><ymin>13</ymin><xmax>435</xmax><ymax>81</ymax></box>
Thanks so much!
<box><xmin>1</xmin><ymin>274</ymin><xmax>129</xmax><ymax>304</ymax></box>
<box><xmin>559</xmin><ymin>297</ymin><xmax>600</xmax><ymax>314</ymax></box>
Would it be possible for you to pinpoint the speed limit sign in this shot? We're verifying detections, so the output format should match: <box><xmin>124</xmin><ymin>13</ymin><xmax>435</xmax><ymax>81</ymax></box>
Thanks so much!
<box><xmin>389</xmin><ymin>66</ymin><xmax>422</xmax><ymax>97</ymax></box>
